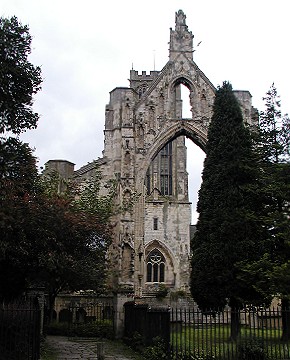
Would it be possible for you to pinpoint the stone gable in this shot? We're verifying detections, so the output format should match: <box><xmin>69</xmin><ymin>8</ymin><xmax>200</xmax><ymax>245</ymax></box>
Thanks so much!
<box><xmin>46</xmin><ymin>10</ymin><xmax>257</xmax><ymax>298</ymax></box>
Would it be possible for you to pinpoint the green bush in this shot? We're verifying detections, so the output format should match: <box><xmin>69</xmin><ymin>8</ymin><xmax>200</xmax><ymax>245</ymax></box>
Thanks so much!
<box><xmin>123</xmin><ymin>331</ymin><xmax>144</xmax><ymax>352</ymax></box>
<box><xmin>45</xmin><ymin>322</ymin><xmax>70</xmax><ymax>336</ymax></box>
<box><xmin>71</xmin><ymin>320</ymin><xmax>114</xmax><ymax>339</ymax></box>
<box><xmin>143</xmin><ymin>336</ymin><xmax>167</xmax><ymax>360</ymax></box>
<box><xmin>45</xmin><ymin>320</ymin><xmax>114</xmax><ymax>339</ymax></box>
<box><xmin>237</xmin><ymin>338</ymin><xmax>269</xmax><ymax>360</ymax></box>
<box><xmin>170</xmin><ymin>289</ymin><xmax>187</xmax><ymax>300</ymax></box>
<box><xmin>155</xmin><ymin>284</ymin><xmax>169</xmax><ymax>299</ymax></box>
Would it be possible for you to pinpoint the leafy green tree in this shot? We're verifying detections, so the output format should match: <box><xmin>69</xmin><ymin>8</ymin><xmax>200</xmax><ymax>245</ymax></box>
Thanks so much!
<box><xmin>0</xmin><ymin>138</ymin><xmax>39</xmax><ymax>299</ymax></box>
<box><xmin>0</xmin><ymin>15</ymin><xmax>42</xmax><ymax>300</ymax></box>
<box><xmin>0</xmin><ymin>16</ymin><xmax>42</xmax><ymax>134</ymax></box>
<box><xmin>35</xmin><ymin>169</ymin><xmax>114</xmax><ymax>313</ymax></box>
<box><xmin>0</xmin><ymin>15</ymin><xmax>41</xmax><ymax>199</ymax></box>
<box><xmin>190</xmin><ymin>82</ymin><xmax>267</xmax><ymax>339</ymax></box>
<box><xmin>239</xmin><ymin>84</ymin><xmax>290</xmax><ymax>340</ymax></box>
<box><xmin>0</xmin><ymin>166</ymin><xmax>113</xmax><ymax>307</ymax></box>
<box><xmin>0</xmin><ymin>137</ymin><xmax>38</xmax><ymax>194</ymax></box>
<box><xmin>0</xmin><ymin>16</ymin><xmax>113</xmax><ymax>308</ymax></box>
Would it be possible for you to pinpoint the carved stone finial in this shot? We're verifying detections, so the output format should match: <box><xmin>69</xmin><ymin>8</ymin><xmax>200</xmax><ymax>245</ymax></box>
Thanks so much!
<box><xmin>175</xmin><ymin>10</ymin><xmax>187</xmax><ymax>31</ymax></box>
<box><xmin>170</xmin><ymin>10</ymin><xmax>193</xmax><ymax>60</ymax></box>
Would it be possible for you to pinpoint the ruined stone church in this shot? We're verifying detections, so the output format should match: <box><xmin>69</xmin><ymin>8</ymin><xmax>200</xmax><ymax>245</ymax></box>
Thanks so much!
<box><xmin>46</xmin><ymin>10</ymin><xmax>256</xmax><ymax>297</ymax></box>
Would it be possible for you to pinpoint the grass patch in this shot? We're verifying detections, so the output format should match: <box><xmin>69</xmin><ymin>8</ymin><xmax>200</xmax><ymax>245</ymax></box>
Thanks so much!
<box><xmin>170</xmin><ymin>325</ymin><xmax>290</xmax><ymax>359</ymax></box>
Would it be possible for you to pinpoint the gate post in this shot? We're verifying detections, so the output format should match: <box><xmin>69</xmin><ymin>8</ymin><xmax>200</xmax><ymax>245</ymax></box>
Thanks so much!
<box><xmin>26</xmin><ymin>286</ymin><xmax>45</xmax><ymax>336</ymax></box>
<box><xmin>114</xmin><ymin>293</ymin><xmax>131</xmax><ymax>338</ymax></box>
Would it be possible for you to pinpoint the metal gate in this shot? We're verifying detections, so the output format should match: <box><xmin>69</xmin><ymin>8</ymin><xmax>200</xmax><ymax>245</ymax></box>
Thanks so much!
<box><xmin>124</xmin><ymin>302</ymin><xmax>170</xmax><ymax>348</ymax></box>
<box><xmin>0</xmin><ymin>298</ymin><xmax>41</xmax><ymax>360</ymax></box>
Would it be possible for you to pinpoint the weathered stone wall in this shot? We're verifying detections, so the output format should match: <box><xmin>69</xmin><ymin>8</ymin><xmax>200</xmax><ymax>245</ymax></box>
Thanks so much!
<box><xmin>46</xmin><ymin>10</ymin><xmax>257</xmax><ymax>301</ymax></box>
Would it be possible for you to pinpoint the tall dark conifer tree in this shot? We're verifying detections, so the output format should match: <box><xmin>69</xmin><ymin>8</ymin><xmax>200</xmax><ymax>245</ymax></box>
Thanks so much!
<box><xmin>190</xmin><ymin>82</ymin><xmax>266</xmax><ymax>339</ymax></box>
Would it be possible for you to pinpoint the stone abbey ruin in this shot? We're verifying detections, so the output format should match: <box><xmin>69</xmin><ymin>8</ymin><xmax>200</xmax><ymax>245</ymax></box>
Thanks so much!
<box><xmin>46</xmin><ymin>10</ymin><xmax>256</xmax><ymax>299</ymax></box>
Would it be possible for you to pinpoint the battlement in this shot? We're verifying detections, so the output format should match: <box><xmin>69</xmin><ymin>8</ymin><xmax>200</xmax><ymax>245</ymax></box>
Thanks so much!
<box><xmin>130</xmin><ymin>69</ymin><xmax>160</xmax><ymax>81</ymax></box>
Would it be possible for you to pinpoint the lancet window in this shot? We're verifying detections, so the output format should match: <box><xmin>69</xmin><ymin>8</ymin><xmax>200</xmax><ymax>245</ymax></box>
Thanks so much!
<box><xmin>145</xmin><ymin>141</ymin><xmax>173</xmax><ymax>196</ymax></box>
<box><xmin>160</xmin><ymin>142</ymin><xmax>173</xmax><ymax>195</ymax></box>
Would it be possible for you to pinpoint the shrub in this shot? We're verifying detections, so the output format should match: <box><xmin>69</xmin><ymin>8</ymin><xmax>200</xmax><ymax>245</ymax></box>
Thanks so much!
<box><xmin>71</xmin><ymin>320</ymin><xmax>114</xmax><ymax>339</ymax></box>
<box><xmin>170</xmin><ymin>289</ymin><xmax>187</xmax><ymax>301</ymax></box>
<box><xmin>45</xmin><ymin>320</ymin><xmax>114</xmax><ymax>339</ymax></box>
<box><xmin>143</xmin><ymin>336</ymin><xmax>167</xmax><ymax>360</ymax></box>
<box><xmin>155</xmin><ymin>284</ymin><xmax>169</xmax><ymax>299</ymax></box>
<box><xmin>123</xmin><ymin>331</ymin><xmax>144</xmax><ymax>352</ymax></box>
<box><xmin>237</xmin><ymin>338</ymin><xmax>269</xmax><ymax>360</ymax></box>
<box><xmin>45</xmin><ymin>321</ymin><xmax>70</xmax><ymax>336</ymax></box>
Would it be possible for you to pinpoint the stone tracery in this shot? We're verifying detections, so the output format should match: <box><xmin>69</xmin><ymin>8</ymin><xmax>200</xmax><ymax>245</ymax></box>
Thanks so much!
<box><xmin>47</xmin><ymin>10</ymin><xmax>257</xmax><ymax>298</ymax></box>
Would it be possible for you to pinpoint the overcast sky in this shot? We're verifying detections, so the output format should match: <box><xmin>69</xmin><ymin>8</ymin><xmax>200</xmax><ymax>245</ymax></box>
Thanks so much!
<box><xmin>2</xmin><ymin>0</ymin><xmax>289</xmax><ymax>223</ymax></box>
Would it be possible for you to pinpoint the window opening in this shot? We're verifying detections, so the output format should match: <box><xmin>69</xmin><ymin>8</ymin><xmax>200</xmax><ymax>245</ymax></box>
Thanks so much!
<box><xmin>145</xmin><ymin>141</ymin><xmax>173</xmax><ymax>196</ymax></box>
<box><xmin>180</xmin><ymin>83</ymin><xmax>191</xmax><ymax>118</ymax></box>
<box><xmin>146</xmin><ymin>249</ymin><xmax>166</xmax><ymax>283</ymax></box>
<box><xmin>185</xmin><ymin>138</ymin><xmax>206</xmax><ymax>224</ymax></box>
<box><xmin>146</xmin><ymin>169</ymin><xmax>151</xmax><ymax>195</ymax></box>
<box><xmin>160</xmin><ymin>142</ymin><xmax>172</xmax><ymax>195</ymax></box>
<box><xmin>153</xmin><ymin>218</ymin><xmax>158</xmax><ymax>230</ymax></box>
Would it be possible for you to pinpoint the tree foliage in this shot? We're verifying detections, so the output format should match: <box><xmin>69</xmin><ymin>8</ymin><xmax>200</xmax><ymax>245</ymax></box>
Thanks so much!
<box><xmin>0</xmin><ymin>16</ymin><xmax>112</xmax><ymax>305</ymax></box>
<box><xmin>0</xmin><ymin>166</ymin><xmax>113</xmax><ymax>302</ymax></box>
<box><xmin>258</xmin><ymin>84</ymin><xmax>289</xmax><ymax>164</ymax></box>
<box><xmin>0</xmin><ymin>137</ymin><xmax>39</xmax><ymax>194</ymax></box>
<box><xmin>190</xmin><ymin>82</ymin><xmax>267</xmax><ymax>312</ymax></box>
<box><xmin>0</xmin><ymin>16</ymin><xmax>42</xmax><ymax>134</ymax></box>
<box><xmin>238</xmin><ymin>85</ymin><xmax>290</xmax><ymax>322</ymax></box>
<box><xmin>0</xmin><ymin>139</ymin><xmax>39</xmax><ymax>299</ymax></box>
<box><xmin>0</xmin><ymin>15</ymin><xmax>42</xmax><ymax>300</ymax></box>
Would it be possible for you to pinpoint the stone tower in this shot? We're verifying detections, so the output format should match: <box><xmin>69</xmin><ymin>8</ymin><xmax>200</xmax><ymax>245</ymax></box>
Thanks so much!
<box><xmin>47</xmin><ymin>10</ymin><xmax>256</xmax><ymax>298</ymax></box>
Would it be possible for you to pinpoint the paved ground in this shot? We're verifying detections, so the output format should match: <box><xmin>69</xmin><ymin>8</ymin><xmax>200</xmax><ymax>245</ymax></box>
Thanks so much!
<box><xmin>46</xmin><ymin>336</ymin><xmax>144</xmax><ymax>360</ymax></box>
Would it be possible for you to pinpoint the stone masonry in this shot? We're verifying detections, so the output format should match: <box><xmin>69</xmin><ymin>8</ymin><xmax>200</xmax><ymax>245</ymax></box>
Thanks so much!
<box><xmin>46</xmin><ymin>10</ymin><xmax>257</xmax><ymax>299</ymax></box>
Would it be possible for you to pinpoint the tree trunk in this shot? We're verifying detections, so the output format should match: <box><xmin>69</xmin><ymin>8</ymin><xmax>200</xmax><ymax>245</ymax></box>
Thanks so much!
<box><xmin>281</xmin><ymin>298</ymin><xmax>290</xmax><ymax>341</ymax></box>
<box><xmin>230</xmin><ymin>307</ymin><xmax>240</xmax><ymax>341</ymax></box>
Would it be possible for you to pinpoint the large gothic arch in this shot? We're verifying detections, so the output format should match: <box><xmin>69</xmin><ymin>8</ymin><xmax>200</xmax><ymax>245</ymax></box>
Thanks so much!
<box><xmin>138</xmin><ymin>120</ymin><xmax>207</xmax><ymax>182</ymax></box>
<box><xmin>48</xmin><ymin>10</ymin><xmax>256</xmax><ymax>297</ymax></box>
<box><xmin>132</xmin><ymin>120</ymin><xmax>207</xmax><ymax>293</ymax></box>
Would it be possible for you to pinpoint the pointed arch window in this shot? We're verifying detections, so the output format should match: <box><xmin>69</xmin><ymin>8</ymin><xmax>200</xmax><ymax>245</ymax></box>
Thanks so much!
<box><xmin>137</xmin><ymin>84</ymin><xmax>148</xmax><ymax>98</ymax></box>
<box><xmin>146</xmin><ymin>249</ymin><xmax>165</xmax><ymax>283</ymax></box>
<box><xmin>160</xmin><ymin>142</ymin><xmax>172</xmax><ymax>195</ymax></box>
<box><xmin>145</xmin><ymin>141</ymin><xmax>173</xmax><ymax>196</ymax></box>
<box><xmin>146</xmin><ymin>168</ymin><xmax>151</xmax><ymax>195</ymax></box>
<box><xmin>153</xmin><ymin>217</ymin><xmax>158</xmax><ymax>230</ymax></box>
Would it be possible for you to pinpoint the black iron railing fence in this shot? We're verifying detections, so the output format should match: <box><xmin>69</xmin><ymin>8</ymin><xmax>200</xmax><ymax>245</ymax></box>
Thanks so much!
<box><xmin>170</xmin><ymin>306</ymin><xmax>290</xmax><ymax>359</ymax></box>
<box><xmin>0</xmin><ymin>298</ymin><xmax>41</xmax><ymax>360</ymax></box>
<box><xmin>68</xmin><ymin>301</ymin><xmax>115</xmax><ymax>338</ymax></box>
